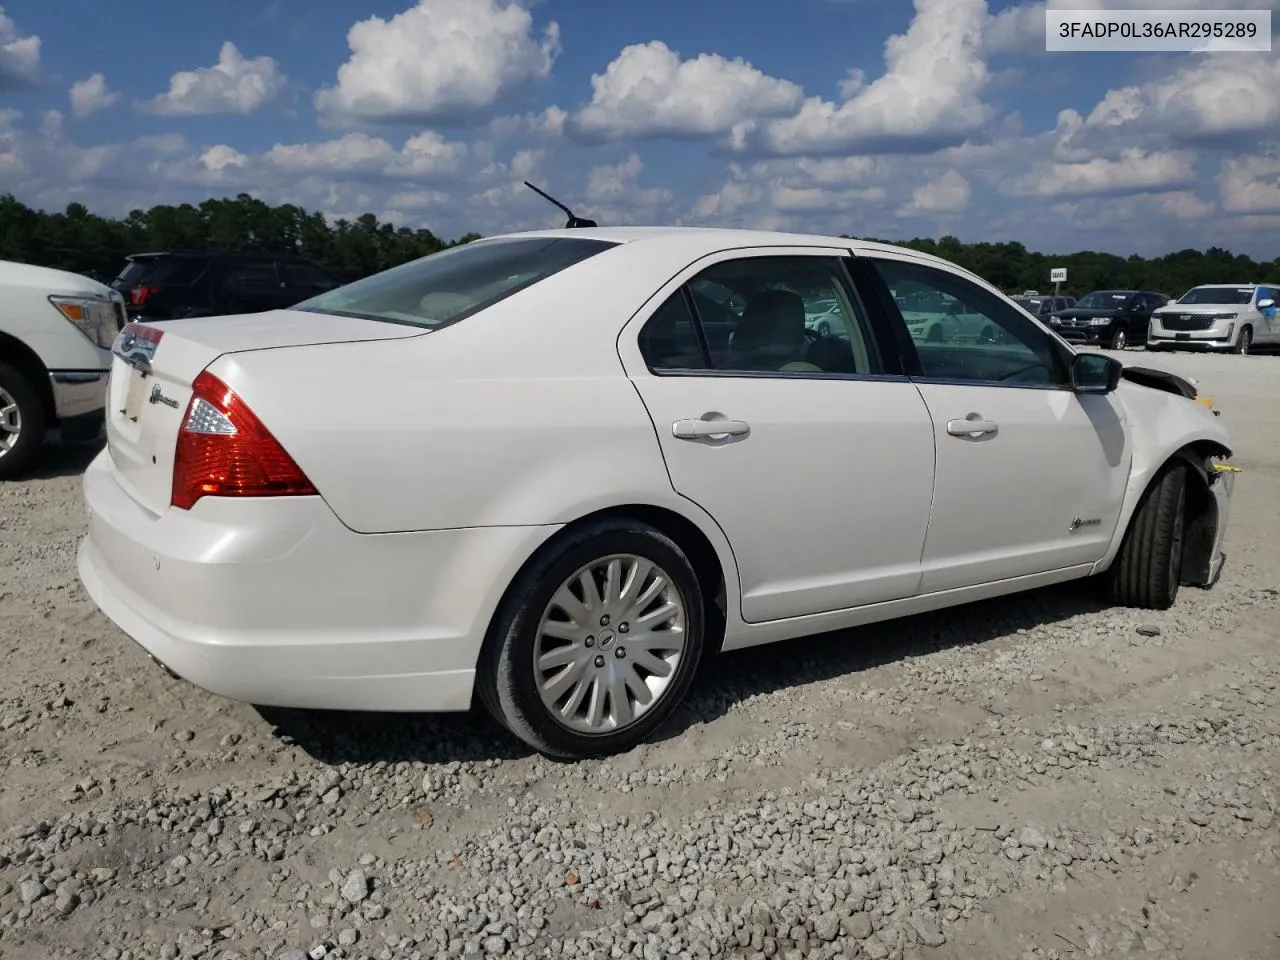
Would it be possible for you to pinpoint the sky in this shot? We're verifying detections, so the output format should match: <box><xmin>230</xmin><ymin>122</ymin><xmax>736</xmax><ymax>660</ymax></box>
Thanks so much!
<box><xmin>1</xmin><ymin>0</ymin><xmax>1278</xmax><ymax>258</ymax></box>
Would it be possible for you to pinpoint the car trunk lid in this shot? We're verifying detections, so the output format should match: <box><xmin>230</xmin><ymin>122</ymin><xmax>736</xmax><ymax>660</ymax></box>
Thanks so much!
<box><xmin>104</xmin><ymin>310</ymin><xmax>424</xmax><ymax>515</ymax></box>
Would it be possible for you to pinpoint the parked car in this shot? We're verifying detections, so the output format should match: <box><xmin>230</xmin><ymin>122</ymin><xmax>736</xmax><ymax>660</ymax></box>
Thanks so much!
<box><xmin>1013</xmin><ymin>294</ymin><xmax>1077</xmax><ymax>321</ymax></box>
<box><xmin>77</xmin><ymin>227</ymin><xmax>1237</xmax><ymax>759</ymax></box>
<box><xmin>0</xmin><ymin>259</ymin><xmax>124</xmax><ymax>478</ymax></box>
<box><xmin>1045</xmin><ymin>290</ymin><xmax>1169</xmax><ymax>350</ymax></box>
<box><xmin>898</xmin><ymin>289</ymin><xmax>1004</xmax><ymax>344</ymax></box>
<box><xmin>1148</xmin><ymin>283</ymin><xmax>1279</xmax><ymax>354</ymax></box>
<box><xmin>110</xmin><ymin>251</ymin><xmax>343</xmax><ymax>322</ymax></box>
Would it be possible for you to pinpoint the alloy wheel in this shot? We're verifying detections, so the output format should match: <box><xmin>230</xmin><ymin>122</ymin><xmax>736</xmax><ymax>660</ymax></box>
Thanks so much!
<box><xmin>0</xmin><ymin>385</ymin><xmax>22</xmax><ymax>459</ymax></box>
<box><xmin>534</xmin><ymin>554</ymin><xmax>687</xmax><ymax>735</ymax></box>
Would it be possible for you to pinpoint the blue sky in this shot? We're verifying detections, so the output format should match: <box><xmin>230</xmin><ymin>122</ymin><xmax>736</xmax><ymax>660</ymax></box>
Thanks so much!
<box><xmin>1</xmin><ymin>0</ymin><xmax>1278</xmax><ymax>257</ymax></box>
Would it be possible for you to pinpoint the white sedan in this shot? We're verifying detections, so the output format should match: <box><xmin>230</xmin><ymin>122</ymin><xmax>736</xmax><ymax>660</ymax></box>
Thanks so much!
<box><xmin>78</xmin><ymin>227</ymin><xmax>1237</xmax><ymax>759</ymax></box>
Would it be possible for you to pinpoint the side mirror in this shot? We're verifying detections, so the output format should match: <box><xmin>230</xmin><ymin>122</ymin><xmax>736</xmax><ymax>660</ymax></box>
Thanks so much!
<box><xmin>1258</xmin><ymin>298</ymin><xmax>1275</xmax><ymax>311</ymax></box>
<box><xmin>1071</xmin><ymin>352</ymin><xmax>1123</xmax><ymax>395</ymax></box>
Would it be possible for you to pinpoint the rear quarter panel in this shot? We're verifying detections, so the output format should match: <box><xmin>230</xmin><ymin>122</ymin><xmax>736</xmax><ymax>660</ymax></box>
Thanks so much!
<box><xmin>206</xmin><ymin>240</ymin><xmax>729</xmax><ymax>535</ymax></box>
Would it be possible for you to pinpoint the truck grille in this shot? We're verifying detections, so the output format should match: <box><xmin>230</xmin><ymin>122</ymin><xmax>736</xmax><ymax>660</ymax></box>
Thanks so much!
<box><xmin>1160</xmin><ymin>314</ymin><xmax>1214</xmax><ymax>332</ymax></box>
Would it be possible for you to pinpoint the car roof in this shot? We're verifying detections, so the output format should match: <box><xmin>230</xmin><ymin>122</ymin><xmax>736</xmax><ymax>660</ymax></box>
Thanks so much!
<box><xmin>492</xmin><ymin>225</ymin><xmax>965</xmax><ymax>269</ymax></box>
<box><xmin>126</xmin><ymin>250</ymin><xmax>318</xmax><ymax>262</ymax></box>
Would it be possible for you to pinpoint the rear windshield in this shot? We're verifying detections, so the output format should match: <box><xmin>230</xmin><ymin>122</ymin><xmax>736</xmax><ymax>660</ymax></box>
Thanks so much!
<box><xmin>114</xmin><ymin>258</ymin><xmax>160</xmax><ymax>285</ymax></box>
<box><xmin>295</xmin><ymin>236</ymin><xmax>618</xmax><ymax>329</ymax></box>
<box><xmin>115</xmin><ymin>256</ymin><xmax>206</xmax><ymax>285</ymax></box>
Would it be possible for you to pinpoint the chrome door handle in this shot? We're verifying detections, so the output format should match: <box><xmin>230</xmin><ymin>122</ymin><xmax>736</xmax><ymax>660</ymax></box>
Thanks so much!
<box><xmin>946</xmin><ymin>417</ymin><xmax>999</xmax><ymax>438</ymax></box>
<box><xmin>672</xmin><ymin>418</ymin><xmax>750</xmax><ymax>439</ymax></box>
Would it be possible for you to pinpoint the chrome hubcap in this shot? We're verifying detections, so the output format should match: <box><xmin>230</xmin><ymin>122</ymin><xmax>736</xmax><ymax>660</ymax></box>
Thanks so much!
<box><xmin>0</xmin><ymin>386</ymin><xmax>21</xmax><ymax>458</ymax></box>
<box><xmin>534</xmin><ymin>554</ymin><xmax>687</xmax><ymax>734</ymax></box>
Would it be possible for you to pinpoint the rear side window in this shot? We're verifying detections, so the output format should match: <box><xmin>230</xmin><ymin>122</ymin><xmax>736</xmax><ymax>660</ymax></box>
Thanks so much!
<box><xmin>155</xmin><ymin>258</ymin><xmax>207</xmax><ymax>284</ymax></box>
<box><xmin>638</xmin><ymin>292</ymin><xmax>707</xmax><ymax>370</ymax></box>
<box><xmin>296</xmin><ymin>237</ymin><xmax>617</xmax><ymax>329</ymax></box>
<box><xmin>226</xmin><ymin>260</ymin><xmax>280</xmax><ymax>285</ymax></box>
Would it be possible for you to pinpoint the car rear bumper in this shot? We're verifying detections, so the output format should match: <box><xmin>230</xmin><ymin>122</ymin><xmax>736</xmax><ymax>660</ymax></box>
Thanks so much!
<box><xmin>76</xmin><ymin>448</ymin><xmax>556</xmax><ymax>712</ymax></box>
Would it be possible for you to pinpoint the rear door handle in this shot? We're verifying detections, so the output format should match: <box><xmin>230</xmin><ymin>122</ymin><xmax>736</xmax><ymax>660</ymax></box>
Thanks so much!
<box><xmin>672</xmin><ymin>418</ymin><xmax>750</xmax><ymax>439</ymax></box>
<box><xmin>946</xmin><ymin>417</ymin><xmax>999</xmax><ymax>438</ymax></box>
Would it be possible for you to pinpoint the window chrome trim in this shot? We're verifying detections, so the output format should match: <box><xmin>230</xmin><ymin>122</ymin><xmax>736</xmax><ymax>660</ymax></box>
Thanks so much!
<box><xmin>640</xmin><ymin>366</ymin><xmax>913</xmax><ymax>384</ymax></box>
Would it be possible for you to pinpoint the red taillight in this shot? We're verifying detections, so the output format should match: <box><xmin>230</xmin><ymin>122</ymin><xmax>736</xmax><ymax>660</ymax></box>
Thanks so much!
<box><xmin>171</xmin><ymin>371</ymin><xmax>317</xmax><ymax>510</ymax></box>
<box><xmin>130</xmin><ymin>284</ymin><xmax>159</xmax><ymax>305</ymax></box>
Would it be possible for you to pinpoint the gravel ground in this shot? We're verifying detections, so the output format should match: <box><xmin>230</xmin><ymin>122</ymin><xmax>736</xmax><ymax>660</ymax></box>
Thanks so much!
<box><xmin>1</xmin><ymin>350</ymin><xmax>1277</xmax><ymax>960</ymax></box>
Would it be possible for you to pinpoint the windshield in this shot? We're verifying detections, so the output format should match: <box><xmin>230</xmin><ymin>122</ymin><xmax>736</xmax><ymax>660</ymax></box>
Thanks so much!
<box><xmin>1177</xmin><ymin>286</ymin><xmax>1254</xmax><ymax>306</ymax></box>
<box><xmin>295</xmin><ymin>236</ymin><xmax>618</xmax><ymax>329</ymax></box>
<box><xmin>1076</xmin><ymin>291</ymin><xmax>1132</xmax><ymax>309</ymax></box>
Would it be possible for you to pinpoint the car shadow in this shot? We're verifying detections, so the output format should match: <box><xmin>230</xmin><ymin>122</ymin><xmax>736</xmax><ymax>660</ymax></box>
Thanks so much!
<box><xmin>26</xmin><ymin>439</ymin><xmax>104</xmax><ymax>480</ymax></box>
<box><xmin>260</xmin><ymin>578</ymin><xmax>1109</xmax><ymax>768</ymax></box>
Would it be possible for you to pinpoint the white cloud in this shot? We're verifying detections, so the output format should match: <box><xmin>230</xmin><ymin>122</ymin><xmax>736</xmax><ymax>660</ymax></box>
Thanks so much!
<box><xmin>386</xmin><ymin>188</ymin><xmax>451</xmax><ymax>210</ymax></box>
<box><xmin>140</xmin><ymin>42</ymin><xmax>288</xmax><ymax>116</ymax></box>
<box><xmin>1219</xmin><ymin>153</ymin><xmax>1280</xmax><ymax>214</ymax></box>
<box><xmin>584</xmin><ymin>153</ymin><xmax>673</xmax><ymax>208</ymax></box>
<box><xmin>201</xmin><ymin>145</ymin><xmax>248</xmax><ymax>172</ymax></box>
<box><xmin>690</xmin><ymin>159</ymin><xmax>892</xmax><ymax>232</ymax></box>
<box><xmin>568</xmin><ymin>41</ymin><xmax>804</xmax><ymax>141</ymax></box>
<box><xmin>899</xmin><ymin>170</ymin><xmax>972</xmax><ymax>214</ymax></box>
<box><xmin>1006</xmin><ymin>148</ymin><xmax>1197</xmax><ymax>198</ymax></box>
<box><xmin>1123</xmin><ymin>54</ymin><xmax>1280</xmax><ymax>143</ymax></box>
<box><xmin>314</xmin><ymin>0</ymin><xmax>560</xmax><ymax>125</ymax></box>
<box><xmin>69</xmin><ymin>74</ymin><xmax>120</xmax><ymax>119</ymax></box>
<box><xmin>736</xmin><ymin>0</ymin><xmax>993</xmax><ymax>156</ymax></box>
<box><xmin>0</xmin><ymin>7</ymin><xmax>39</xmax><ymax>90</ymax></box>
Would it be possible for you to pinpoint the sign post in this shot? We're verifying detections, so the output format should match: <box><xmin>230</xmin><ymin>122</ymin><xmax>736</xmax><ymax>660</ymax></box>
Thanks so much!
<box><xmin>1050</xmin><ymin>267</ymin><xmax>1067</xmax><ymax>298</ymax></box>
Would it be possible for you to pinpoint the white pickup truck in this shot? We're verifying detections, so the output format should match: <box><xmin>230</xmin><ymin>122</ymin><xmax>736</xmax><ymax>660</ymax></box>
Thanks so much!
<box><xmin>0</xmin><ymin>259</ymin><xmax>126</xmax><ymax>479</ymax></box>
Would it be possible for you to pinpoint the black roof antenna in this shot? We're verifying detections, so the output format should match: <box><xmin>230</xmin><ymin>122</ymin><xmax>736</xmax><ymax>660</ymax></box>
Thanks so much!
<box><xmin>523</xmin><ymin>181</ymin><xmax>597</xmax><ymax>229</ymax></box>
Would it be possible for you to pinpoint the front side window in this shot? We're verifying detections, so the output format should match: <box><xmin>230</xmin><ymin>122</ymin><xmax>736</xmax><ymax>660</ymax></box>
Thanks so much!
<box><xmin>868</xmin><ymin>258</ymin><xmax>1066</xmax><ymax>387</ymax></box>
<box><xmin>639</xmin><ymin>255</ymin><xmax>879</xmax><ymax>376</ymax></box>
<box><xmin>296</xmin><ymin>237</ymin><xmax>617</xmax><ymax>329</ymax></box>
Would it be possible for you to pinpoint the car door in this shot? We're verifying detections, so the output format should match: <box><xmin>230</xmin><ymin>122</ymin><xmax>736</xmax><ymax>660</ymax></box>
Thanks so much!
<box><xmin>1256</xmin><ymin>286</ymin><xmax>1280</xmax><ymax>344</ymax></box>
<box><xmin>618</xmin><ymin>248</ymin><xmax>937</xmax><ymax>623</ymax></box>
<box><xmin>849</xmin><ymin>253</ymin><xmax>1132</xmax><ymax>594</ymax></box>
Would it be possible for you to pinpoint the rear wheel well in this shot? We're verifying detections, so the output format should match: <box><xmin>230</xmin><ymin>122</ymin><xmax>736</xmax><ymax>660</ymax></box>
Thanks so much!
<box><xmin>0</xmin><ymin>332</ymin><xmax>55</xmax><ymax>423</ymax></box>
<box><xmin>481</xmin><ymin>505</ymin><xmax>729</xmax><ymax>675</ymax></box>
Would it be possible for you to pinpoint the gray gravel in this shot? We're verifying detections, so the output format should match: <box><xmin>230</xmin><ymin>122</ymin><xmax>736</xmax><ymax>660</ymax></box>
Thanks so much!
<box><xmin>1</xmin><ymin>351</ymin><xmax>1278</xmax><ymax>960</ymax></box>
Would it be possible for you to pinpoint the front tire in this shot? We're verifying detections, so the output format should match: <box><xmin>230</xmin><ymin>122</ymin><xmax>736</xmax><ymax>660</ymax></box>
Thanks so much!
<box><xmin>1234</xmin><ymin>325</ymin><xmax>1252</xmax><ymax>355</ymax></box>
<box><xmin>1109</xmin><ymin>326</ymin><xmax>1128</xmax><ymax>350</ymax></box>
<box><xmin>478</xmin><ymin>518</ymin><xmax>706</xmax><ymax>759</ymax></box>
<box><xmin>0</xmin><ymin>362</ymin><xmax>47</xmax><ymax>481</ymax></box>
<box><xmin>1108</xmin><ymin>462</ymin><xmax>1188</xmax><ymax>610</ymax></box>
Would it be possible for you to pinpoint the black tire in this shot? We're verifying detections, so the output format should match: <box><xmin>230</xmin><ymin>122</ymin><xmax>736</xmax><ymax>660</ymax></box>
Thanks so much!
<box><xmin>1108</xmin><ymin>462</ymin><xmax>1188</xmax><ymax>610</ymax></box>
<box><xmin>0</xmin><ymin>362</ymin><xmax>47</xmax><ymax>481</ymax></box>
<box><xmin>926</xmin><ymin>324</ymin><xmax>944</xmax><ymax>343</ymax></box>
<box><xmin>1109</xmin><ymin>326</ymin><xmax>1128</xmax><ymax>350</ymax></box>
<box><xmin>477</xmin><ymin>518</ymin><xmax>706</xmax><ymax>759</ymax></box>
<box><xmin>1234</xmin><ymin>325</ymin><xmax>1252</xmax><ymax>355</ymax></box>
<box><xmin>817</xmin><ymin>320</ymin><xmax>831</xmax><ymax>337</ymax></box>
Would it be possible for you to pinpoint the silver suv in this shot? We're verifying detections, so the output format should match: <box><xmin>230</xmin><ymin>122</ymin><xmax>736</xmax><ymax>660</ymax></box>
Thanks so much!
<box><xmin>1148</xmin><ymin>283</ymin><xmax>1279</xmax><ymax>354</ymax></box>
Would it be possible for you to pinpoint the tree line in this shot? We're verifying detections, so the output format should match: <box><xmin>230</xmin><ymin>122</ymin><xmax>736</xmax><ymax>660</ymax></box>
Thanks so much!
<box><xmin>1</xmin><ymin>192</ymin><xmax>1275</xmax><ymax>296</ymax></box>
<box><xmin>0</xmin><ymin>192</ymin><xmax>479</xmax><ymax>285</ymax></box>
